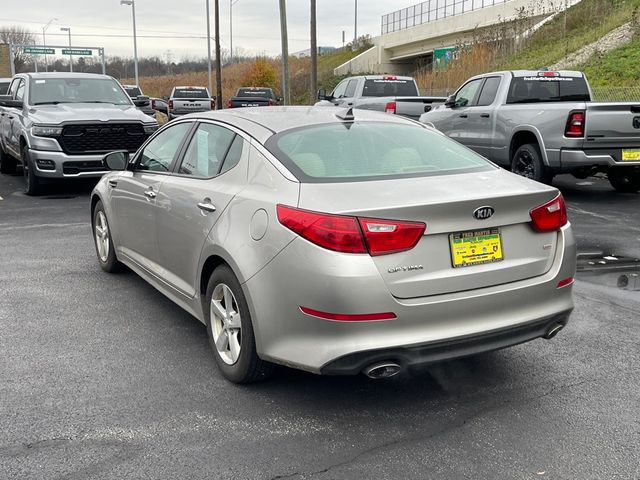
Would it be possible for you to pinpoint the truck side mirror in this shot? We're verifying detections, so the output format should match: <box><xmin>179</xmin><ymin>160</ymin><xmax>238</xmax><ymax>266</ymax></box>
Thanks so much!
<box><xmin>0</xmin><ymin>95</ymin><xmax>23</xmax><ymax>108</ymax></box>
<box><xmin>444</xmin><ymin>95</ymin><xmax>456</xmax><ymax>108</ymax></box>
<box><xmin>103</xmin><ymin>151</ymin><xmax>130</xmax><ymax>171</ymax></box>
<box><xmin>317</xmin><ymin>89</ymin><xmax>326</xmax><ymax>101</ymax></box>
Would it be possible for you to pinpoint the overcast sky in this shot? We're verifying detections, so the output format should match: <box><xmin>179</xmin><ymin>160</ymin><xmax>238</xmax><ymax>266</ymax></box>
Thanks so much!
<box><xmin>1</xmin><ymin>0</ymin><xmax>404</xmax><ymax>60</ymax></box>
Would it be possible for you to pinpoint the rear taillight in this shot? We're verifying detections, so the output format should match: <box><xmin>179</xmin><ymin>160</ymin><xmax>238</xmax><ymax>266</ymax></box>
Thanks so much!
<box><xmin>211</xmin><ymin>99</ymin><xmax>216</xmax><ymax>110</ymax></box>
<box><xmin>300</xmin><ymin>307</ymin><xmax>396</xmax><ymax>322</ymax></box>
<box><xmin>227</xmin><ymin>100</ymin><xmax>233</xmax><ymax>108</ymax></box>
<box><xmin>565</xmin><ymin>110</ymin><xmax>585</xmax><ymax>137</ymax></box>
<box><xmin>385</xmin><ymin>101</ymin><xmax>396</xmax><ymax>114</ymax></box>
<box><xmin>168</xmin><ymin>100</ymin><xmax>174</xmax><ymax>109</ymax></box>
<box><xmin>277</xmin><ymin>205</ymin><xmax>425</xmax><ymax>256</ymax></box>
<box><xmin>268</xmin><ymin>99</ymin><xmax>273</xmax><ymax>106</ymax></box>
<box><xmin>530</xmin><ymin>194</ymin><xmax>568</xmax><ymax>232</ymax></box>
<box><xmin>151</xmin><ymin>99</ymin><xmax>156</xmax><ymax>109</ymax></box>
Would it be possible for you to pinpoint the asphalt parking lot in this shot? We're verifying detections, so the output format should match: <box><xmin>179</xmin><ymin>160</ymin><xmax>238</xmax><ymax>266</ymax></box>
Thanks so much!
<box><xmin>1</xmin><ymin>171</ymin><xmax>638</xmax><ymax>480</ymax></box>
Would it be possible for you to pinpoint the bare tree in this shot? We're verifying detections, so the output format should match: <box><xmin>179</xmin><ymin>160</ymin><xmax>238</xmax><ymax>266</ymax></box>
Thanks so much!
<box><xmin>0</xmin><ymin>25</ymin><xmax>36</xmax><ymax>72</ymax></box>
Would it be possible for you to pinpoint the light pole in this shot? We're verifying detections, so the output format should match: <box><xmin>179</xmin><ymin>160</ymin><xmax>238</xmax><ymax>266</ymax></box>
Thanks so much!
<box><xmin>42</xmin><ymin>17</ymin><xmax>57</xmax><ymax>72</ymax></box>
<box><xmin>230</xmin><ymin>0</ymin><xmax>240</xmax><ymax>63</ymax></box>
<box><xmin>120</xmin><ymin>0</ymin><xmax>139</xmax><ymax>87</ymax></box>
<box><xmin>60</xmin><ymin>27</ymin><xmax>72</xmax><ymax>72</ymax></box>
<box><xmin>353</xmin><ymin>0</ymin><xmax>358</xmax><ymax>51</ymax></box>
<box><xmin>206</xmin><ymin>0</ymin><xmax>212</xmax><ymax>98</ymax></box>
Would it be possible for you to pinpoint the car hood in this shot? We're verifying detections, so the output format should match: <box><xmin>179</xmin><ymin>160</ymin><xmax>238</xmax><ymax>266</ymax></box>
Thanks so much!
<box><xmin>28</xmin><ymin>103</ymin><xmax>155</xmax><ymax>124</ymax></box>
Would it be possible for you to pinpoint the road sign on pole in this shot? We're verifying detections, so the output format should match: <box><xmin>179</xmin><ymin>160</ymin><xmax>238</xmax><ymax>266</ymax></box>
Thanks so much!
<box><xmin>61</xmin><ymin>48</ymin><xmax>92</xmax><ymax>56</ymax></box>
<box><xmin>24</xmin><ymin>47</ymin><xmax>55</xmax><ymax>55</ymax></box>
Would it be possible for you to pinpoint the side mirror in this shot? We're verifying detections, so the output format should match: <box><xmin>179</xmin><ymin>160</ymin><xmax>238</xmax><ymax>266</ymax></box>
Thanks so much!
<box><xmin>103</xmin><ymin>151</ymin><xmax>129</xmax><ymax>171</ymax></box>
<box><xmin>317</xmin><ymin>89</ymin><xmax>326</xmax><ymax>101</ymax></box>
<box><xmin>0</xmin><ymin>95</ymin><xmax>23</xmax><ymax>108</ymax></box>
<box><xmin>444</xmin><ymin>95</ymin><xmax>456</xmax><ymax>108</ymax></box>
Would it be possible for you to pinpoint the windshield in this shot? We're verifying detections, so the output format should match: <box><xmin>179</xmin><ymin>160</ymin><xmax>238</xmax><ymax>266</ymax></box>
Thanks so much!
<box><xmin>29</xmin><ymin>78</ymin><xmax>132</xmax><ymax>105</ymax></box>
<box><xmin>124</xmin><ymin>86</ymin><xmax>142</xmax><ymax>97</ymax></box>
<box><xmin>507</xmin><ymin>76</ymin><xmax>591</xmax><ymax>103</ymax></box>
<box><xmin>362</xmin><ymin>79</ymin><xmax>418</xmax><ymax>97</ymax></box>
<box><xmin>267</xmin><ymin>122</ymin><xmax>493</xmax><ymax>183</ymax></box>
<box><xmin>172</xmin><ymin>88</ymin><xmax>209</xmax><ymax>99</ymax></box>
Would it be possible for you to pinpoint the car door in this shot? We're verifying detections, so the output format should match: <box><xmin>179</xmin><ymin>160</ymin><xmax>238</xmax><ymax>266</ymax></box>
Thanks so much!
<box><xmin>3</xmin><ymin>78</ymin><xmax>24</xmax><ymax>157</ymax></box>
<box><xmin>110</xmin><ymin>121</ymin><xmax>194</xmax><ymax>272</ymax></box>
<box><xmin>465</xmin><ymin>76</ymin><xmax>502</xmax><ymax>159</ymax></box>
<box><xmin>447</xmin><ymin>78</ymin><xmax>484</xmax><ymax>149</ymax></box>
<box><xmin>155</xmin><ymin>122</ymin><xmax>249</xmax><ymax>297</ymax></box>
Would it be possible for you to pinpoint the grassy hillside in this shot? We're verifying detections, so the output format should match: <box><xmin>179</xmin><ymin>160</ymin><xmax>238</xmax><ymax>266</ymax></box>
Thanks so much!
<box><xmin>581</xmin><ymin>35</ymin><xmax>640</xmax><ymax>86</ymax></box>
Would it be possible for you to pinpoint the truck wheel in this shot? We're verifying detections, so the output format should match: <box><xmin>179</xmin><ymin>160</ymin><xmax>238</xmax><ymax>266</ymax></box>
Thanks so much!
<box><xmin>0</xmin><ymin>145</ymin><xmax>17</xmax><ymax>174</ymax></box>
<box><xmin>22</xmin><ymin>147</ymin><xmax>42</xmax><ymax>196</ymax></box>
<box><xmin>608</xmin><ymin>167</ymin><xmax>640</xmax><ymax>193</ymax></box>
<box><xmin>204</xmin><ymin>265</ymin><xmax>273</xmax><ymax>383</ymax></box>
<box><xmin>93</xmin><ymin>200</ymin><xmax>125</xmax><ymax>273</ymax></box>
<box><xmin>511</xmin><ymin>144</ymin><xmax>552</xmax><ymax>184</ymax></box>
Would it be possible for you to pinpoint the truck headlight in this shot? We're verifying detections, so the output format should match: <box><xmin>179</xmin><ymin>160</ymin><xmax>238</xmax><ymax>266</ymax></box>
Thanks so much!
<box><xmin>143</xmin><ymin>123</ymin><xmax>159</xmax><ymax>134</ymax></box>
<box><xmin>32</xmin><ymin>125</ymin><xmax>63</xmax><ymax>137</ymax></box>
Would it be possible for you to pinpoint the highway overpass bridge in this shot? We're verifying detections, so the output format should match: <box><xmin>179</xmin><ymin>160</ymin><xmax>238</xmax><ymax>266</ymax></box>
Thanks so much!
<box><xmin>335</xmin><ymin>0</ymin><xmax>580</xmax><ymax>76</ymax></box>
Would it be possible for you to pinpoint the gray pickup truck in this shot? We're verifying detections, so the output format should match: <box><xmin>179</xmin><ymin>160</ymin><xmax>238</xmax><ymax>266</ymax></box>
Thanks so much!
<box><xmin>420</xmin><ymin>70</ymin><xmax>640</xmax><ymax>192</ymax></box>
<box><xmin>0</xmin><ymin>72</ymin><xmax>158</xmax><ymax>195</ymax></box>
<box><xmin>167</xmin><ymin>86</ymin><xmax>214</xmax><ymax>120</ymax></box>
<box><xmin>316</xmin><ymin>75</ymin><xmax>445</xmax><ymax>120</ymax></box>
<box><xmin>227</xmin><ymin>87</ymin><xmax>282</xmax><ymax>108</ymax></box>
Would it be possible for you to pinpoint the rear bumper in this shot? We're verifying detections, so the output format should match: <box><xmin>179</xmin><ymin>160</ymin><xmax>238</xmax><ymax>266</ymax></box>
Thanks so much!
<box><xmin>29</xmin><ymin>149</ymin><xmax>108</xmax><ymax>179</ymax></box>
<box><xmin>560</xmin><ymin>149</ymin><xmax>640</xmax><ymax>168</ymax></box>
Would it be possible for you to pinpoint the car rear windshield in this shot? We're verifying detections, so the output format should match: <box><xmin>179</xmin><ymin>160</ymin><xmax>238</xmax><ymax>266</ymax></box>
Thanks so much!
<box><xmin>266</xmin><ymin>122</ymin><xmax>493</xmax><ymax>183</ymax></box>
<box><xmin>29</xmin><ymin>78</ymin><xmax>132</xmax><ymax>105</ymax></box>
<box><xmin>124</xmin><ymin>86</ymin><xmax>142</xmax><ymax>97</ymax></box>
<box><xmin>173</xmin><ymin>88</ymin><xmax>209</xmax><ymax>99</ymax></box>
<box><xmin>362</xmin><ymin>79</ymin><xmax>418</xmax><ymax>97</ymax></box>
<box><xmin>237</xmin><ymin>88</ymin><xmax>273</xmax><ymax>97</ymax></box>
<box><xmin>507</xmin><ymin>75</ymin><xmax>591</xmax><ymax>103</ymax></box>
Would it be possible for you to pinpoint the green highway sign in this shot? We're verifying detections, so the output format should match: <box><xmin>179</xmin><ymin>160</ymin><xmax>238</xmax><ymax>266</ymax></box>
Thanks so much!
<box><xmin>23</xmin><ymin>47</ymin><xmax>55</xmax><ymax>55</ymax></box>
<box><xmin>62</xmin><ymin>49</ymin><xmax>93</xmax><ymax>56</ymax></box>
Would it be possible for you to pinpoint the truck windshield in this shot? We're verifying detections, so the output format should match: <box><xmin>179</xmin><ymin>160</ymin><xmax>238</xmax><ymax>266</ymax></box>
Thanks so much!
<box><xmin>173</xmin><ymin>88</ymin><xmax>209</xmax><ymax>99</ymax></box>
<box><xmin>362</xmin><ymin>79</ymin><xmax>418</xmax><ymax>97</ymax></box>
<box><xmin>507</xmin><ymin>76</ymin><xmax>591</xmax><ymax>103</ymax></box>
<box><xmin>267</xmin><ymin>122</ymin><xmax>493</xmax><ymax>183</ymax></box>
<box><xmin>237</xmin><ymin>88</ymin><xmax>272</xmax><ymax>97</ymax></box>
<box><xmin>30</xmin><ymin>78</ymin><xmax>132</xmax><ymax>106</ymax></box>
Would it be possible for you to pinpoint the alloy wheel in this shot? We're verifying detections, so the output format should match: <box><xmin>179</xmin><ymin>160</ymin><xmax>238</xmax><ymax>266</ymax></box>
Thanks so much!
<box><xmin>94</xmin><ymin>211</ymin><xmax>110</xmax><ymax>262</ymax></box>
<box><xmin>210</xmin><ymin>283</ymin><xmax>242</xmax><ymax>365</ymax></box>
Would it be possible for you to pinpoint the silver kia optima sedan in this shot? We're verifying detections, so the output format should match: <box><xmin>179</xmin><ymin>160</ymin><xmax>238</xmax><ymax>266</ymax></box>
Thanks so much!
<box><xmin>91</xmin><ymin>106</ymin><xmax>576</xmax><ymax>383</ymax></box>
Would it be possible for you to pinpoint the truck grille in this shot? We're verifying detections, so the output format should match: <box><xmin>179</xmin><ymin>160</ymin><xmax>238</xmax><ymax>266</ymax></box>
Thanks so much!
<box><xmin>62</xmin><ymin>160</ymin><xmax>108</xmax><ymax>175</ymax></box>
<box><xmin>59</xmin><ymin>123</ymin><xmax>148</xmax><ymax>155</ymax></box>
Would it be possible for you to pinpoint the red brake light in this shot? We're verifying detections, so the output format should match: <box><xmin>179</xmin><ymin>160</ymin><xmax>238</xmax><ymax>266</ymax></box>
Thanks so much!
<box><xmin>277</xmin><ymin>205</ymin><xmax>425</xmax><ymax>256</ymax></box>
<box><xmin>359</xmin><ymin>217</ymin><xmax>425</xmax><ymax>256</ymax></box>
<box><xmin>151</xmin><ymin>99</ymin><xmax>156</xmax><ymax>109</ymax></box>
<box><xmin>211</xmin><ymin>99</ymin><xmax>216</xmax><ymax>110</ymax></box>
<box><xmin>382</xmin><ymin>75</ymin><xmax>397</xmax><ymax>80</ymax></box>
<box><xmin>268</xmin><ymin>99</ymin><xmax>273</xmax><ymax>106</ymax></box>
<box><xmin>168</xmin><ymin>99</ymin><xmax>174</xmax><ymax>109</ymax></box>
<box><xmin>530</xmin><ymin>194</ymin><xmax>568</xmax><ymax>232</ymax></box>
<box><xmin>565</xmin><ymin>110</ymin><xmax>585</xmax><ymax>137</ymax></box>
<box><xmin>385</xmin><ymin>101</ymin><xmax>396</xmax><ymax>114</ymax></box>
<box><xmin>227</xmin><ymin>100</ymin><xmax>233</xmax><ymax>108</ymax></box>
<box><xmin>539</xmin><ymin>71</ymin><xmax>560</xmax><ymax>77</ymax></box>
<box><xmin>557</xmin><ymin>277</ymin><xmax>574</xmax><ymax>288</ymax></box>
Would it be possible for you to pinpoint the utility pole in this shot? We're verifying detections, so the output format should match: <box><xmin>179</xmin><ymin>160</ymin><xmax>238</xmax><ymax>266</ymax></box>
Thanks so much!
<box><xmin>230</xmin><ymin>0</ymin><xmax>240</xmax><ymax>63</ymax></box>
<box><xmin>60</xmin><ymin>27</ymin><xmax>72</xmax><ymax>72</ymax></box>
<box><xmin>353</xmin><ymin>0</ymin><xmax>358</xmax><ymax>51</ymax></box>
<box><xmin>120</xmin><ymin>0</ymin><xmax>139</xmax><ymax>87</ymax></box>
<box><xmin>310</xmin><ymin>0</ymin><xmax>317</xmax><ymax>102</ymax></box>
<box><xmin>279</xmin><ymin>0</ymin><xmax>290</xmax><ymax>105</ymax></box>
<box><xmin>214</xmin><ymin>0</ymin><xmax>223</xmax><ymax>109</ymax></box>
<box><xmin>206</xmin><ymin>0</ymin><xmax>213</xmax><ymax>99</ymax></box>
<box><xmin>42</xmin><ymin>18</ymin><xmax>57</xmax><ymax>72</ymax></box>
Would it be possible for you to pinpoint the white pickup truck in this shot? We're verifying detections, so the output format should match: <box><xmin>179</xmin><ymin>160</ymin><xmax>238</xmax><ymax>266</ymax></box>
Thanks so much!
<box><xmin>167</xmin><ymin>86</ymin><xmax>215</xmax><ymax>120</ymax></box>
<box><xmin>316</xmin><ymin>75</ymin><xmax>446</xmax><ymax>120</ymax></box>
<box><xmin>420</xmin><ymin>70</ymin><xmax>640</xmax><ymax>192</ymax></box>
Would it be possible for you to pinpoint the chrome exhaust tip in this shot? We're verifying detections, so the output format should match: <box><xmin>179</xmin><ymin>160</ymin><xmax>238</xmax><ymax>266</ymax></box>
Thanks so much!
<box><xmin>543</xmin><ymin>323</ymin><xmax>565</xmax><ymax>340</ymax></box>
<box><xmin>363</xmin><ymin>361</ymin><xmax>402</xmax><ymax>379</ymax></box>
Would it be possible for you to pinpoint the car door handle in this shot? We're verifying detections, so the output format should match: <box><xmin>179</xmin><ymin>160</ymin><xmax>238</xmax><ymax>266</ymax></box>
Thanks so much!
<box><xmin>144</xmin><ymin>189</ymin><xmax>156</xmax><ymax>199</ymax></box>
<box><xmin>108</xmin><ymin>179</ymin><xmax>118</xmax><ymax>188</ymax></box>
<box><xmin>197</xmin><ymin>201</ymin><xmax>216</xmax><ymax>213</ymax></box>
<box><xmin>480</xmin><ymin>113</ymin><xmax>490</xmax><ymax>118</ymax></box>
<box><xmin>458</xmin><ymin>114</ymin><xmax>468</xmax><ymax>118</ymax></box>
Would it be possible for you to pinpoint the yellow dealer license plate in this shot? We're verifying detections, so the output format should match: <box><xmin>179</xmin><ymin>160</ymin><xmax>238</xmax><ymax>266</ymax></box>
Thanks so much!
<box><xmin>450</xmin><ymin>229</ymin><xmax>504</xmax><ymax>268</ymax></box>
<box><xmin>621</xmin><ymin>149</ymin><xmax>640</xmax><ymax>161</ymax></box>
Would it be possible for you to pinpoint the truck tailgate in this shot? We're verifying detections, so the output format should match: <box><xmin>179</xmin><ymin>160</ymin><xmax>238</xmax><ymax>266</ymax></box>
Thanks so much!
<box><xmin>395</xmin><ymin>97</ymin><xmax>446</xmax><ymax>119</ymax></box>
<box><xmin>585</xmin><ymin>102</ymin><xmax>640</xmax><ymax>148</ymax></box>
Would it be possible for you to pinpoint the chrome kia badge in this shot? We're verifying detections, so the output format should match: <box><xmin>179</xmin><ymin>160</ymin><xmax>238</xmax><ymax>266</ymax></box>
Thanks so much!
<box><xmin>473</xmin><ymin>206</ymin><xmax>495</xmax><ymax>220</ymax></box>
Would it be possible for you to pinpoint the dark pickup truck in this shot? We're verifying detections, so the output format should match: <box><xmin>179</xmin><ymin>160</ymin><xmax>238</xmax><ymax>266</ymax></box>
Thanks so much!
<box><xmin>227</xmin><ymin>87</ymin><xmax>282</xmax><ymax>108</ymax></box>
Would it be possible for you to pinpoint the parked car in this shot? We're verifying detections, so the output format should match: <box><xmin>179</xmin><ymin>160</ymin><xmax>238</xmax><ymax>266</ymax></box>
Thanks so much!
<box><xmin>316</xmin><ymin>75</ymin><xmax>446</xmax><ymax>120</ymax></box>
<box><xmin>122</xmin><ymin>84</ymin><xmax>155</xmax><ymax>117</ymax></box>
<box><xmin>0</xmin><ymin>78</ymin><xmax>11</xmax><ymax>95</ymax></box>
<box><xmin>227</xmin><ymin>87</ymin><xmax>282</xmax><ymax>108</ymax></box>
<box><xmin>420</xmin><ymin>70</ymin><xmax>640</xmax><ymax>192</ymax></box>
<box><xmin>91</xmin><ymin>106</ymin><xmax>575</xmax><ymax>384</ymax></box>
<box><xmin>167</xmin><ymin>86</ymin><xmax>214</xmax><ymax>120</ymax></box>
<box><xmin>0</xmin><ymin>72</ymin><xmax>158</xmax><ymax>195</ymax></box>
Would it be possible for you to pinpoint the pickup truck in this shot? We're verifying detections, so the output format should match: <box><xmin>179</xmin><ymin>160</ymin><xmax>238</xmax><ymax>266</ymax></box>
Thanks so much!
<box><xmin>122</xmin><ymin>84</ymin><xmax>155</xmax><ymax>117</ymax></box>
<box><xmin>315</xmin><ymin>75</ymin><xmax>446</xmax><ymax>120</ymax></box>
<box><xmin>0</xmin><ymin>72</ymin><xmax>158</xmax><ymax>195</ymax></box>
<box><xmin>227</xmin><ymin>87</ymin><xmax>282</xmax><ymax>108</ymax></box>
<box><xmin>167</xmin><ymin>86</ymin><xmax>214</xmax><ymax>120</ymax></box>
<box><xmin>420</xmin><ymin>70</ymin><xmax>640</xmax><ymax>192</ymax></box>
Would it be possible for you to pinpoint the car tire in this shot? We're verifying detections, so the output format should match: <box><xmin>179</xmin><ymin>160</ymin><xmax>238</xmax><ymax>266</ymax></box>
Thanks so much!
<box><xmin>22</xmin><ymin>146</ymin><xmax>42</xmax><ymax>196</ymax></box>
<box><xmin>608</xmin><ymin>167</ymin><xmax>640</xmax><ymax>193</ymax></box>
<box><xmin>92</xmin><ymin>200</ymin><xmax>125</xmax><ymax>273</ymax></box>
<box><xmin>0</xmin><ymin>145</ymin><xmax>17</xmax><ymax>174</ymax></box>
<box><xmin>205</xmin><ymin>265</ymin><xmax>273</xmax><ymax>383</ymax></box>
<box><xmin>511</xmin><ymin>144</ymin><xmax>553</xmax><ymax>184</ymax></box>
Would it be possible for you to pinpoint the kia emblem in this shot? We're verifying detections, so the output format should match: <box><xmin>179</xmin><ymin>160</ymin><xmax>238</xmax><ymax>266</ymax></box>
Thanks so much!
<box><xmin>473</xmin><ymin>206</ymin><xmax>495</xmax><ymax>220</ymax></box>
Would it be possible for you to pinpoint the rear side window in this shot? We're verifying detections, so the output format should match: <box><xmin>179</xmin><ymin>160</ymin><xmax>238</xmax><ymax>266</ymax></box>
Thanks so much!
<box><xmin>362</xmin><ymin>79</ymin><xmax>418</xmax><ymax>97</ymax></box>
<box><xmin>454</xmin><ymin>79</ymin><xmax>483</xmax><ymax>107</ymax></box>
<box><xmin>173</xmin><ymin>88</ymin><xmax>209</xmax><ymax>99</ymax></box>
<box><xmin>476</xmin><ymin>77</ymin><xmax>501</xmax><ymax>106</ymax></box>
<box><xmin>507</xmin><ymin>76</ymin><xmax>591</xmax><ymax>103</ymax></box>
<box><xmin>266</xmin><ymin>122</ymin><xmax>493</xmax><ymax>183</ymax></box>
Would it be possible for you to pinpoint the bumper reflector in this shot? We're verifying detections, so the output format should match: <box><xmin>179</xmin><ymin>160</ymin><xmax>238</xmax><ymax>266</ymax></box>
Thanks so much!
<box><xmin>557</xmin><ymin>277</ymin><xmax>574</xmax><ymax>288</ymax></box>
<box><xmin>300</xmin><ymin>306</ymin><xmax>396</xmax><ymax>322</ymax></box>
